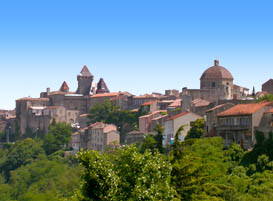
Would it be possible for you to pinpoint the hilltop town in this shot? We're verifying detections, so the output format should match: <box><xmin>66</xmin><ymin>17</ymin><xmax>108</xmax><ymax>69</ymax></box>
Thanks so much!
<box><xmin>1</xmin><ymin>59</ymin><xmax>273</xmax><ymax>151</ymax></box>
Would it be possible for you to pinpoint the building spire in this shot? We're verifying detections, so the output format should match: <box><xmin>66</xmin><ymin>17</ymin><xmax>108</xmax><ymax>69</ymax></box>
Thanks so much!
<box><xmin>79</xmin><ymin>65</ymin><xmax>93</xmax><ymax>77</ymax></box>
<box><xmin>96</xmin><ymin>78</ymin><xmax>110</xmax><ymax>94</ymax></box>
<box><xmin>60</xmin><ymin>81</ymin><xmax>69</xmax><ymax>92</ymax></box>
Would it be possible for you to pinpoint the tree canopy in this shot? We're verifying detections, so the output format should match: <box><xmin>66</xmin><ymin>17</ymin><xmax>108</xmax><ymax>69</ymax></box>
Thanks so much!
<box><xmin>43</xmin><ymin>122</ymin><xmax>72</xmax><ymax>155</ymax></box>
<box><xmin>185</xmin><ymin>118</ymin><xmax>205</xmax><ymax>140</ymax></box>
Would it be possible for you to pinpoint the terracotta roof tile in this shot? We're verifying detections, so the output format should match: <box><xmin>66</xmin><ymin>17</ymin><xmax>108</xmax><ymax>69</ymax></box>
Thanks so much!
<box><xmin>168</xmin><ymin>99</ymin><xmax>181</xmax><ymax>107</ymax></box>
<box><xmin>91</xmin><ymin>92</ymin><xmax>120</xmax><ymax>98</ymax></box>
<box><xmin>141</xmin><ymin>101</ymin><xmax>157</xmax><ymax>106</ymax></box>
<box><xmin>217</xmin><ymin>102</ymin><xmax>273</xmax><ymax>117</ymax></box>
<box><xmin>169</xmin><ymin>112</ymin><xmax>189</xmax><ymax>120</ymax></box>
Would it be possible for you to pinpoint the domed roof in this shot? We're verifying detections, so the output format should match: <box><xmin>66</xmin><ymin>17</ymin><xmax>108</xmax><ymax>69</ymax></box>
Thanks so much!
<box><xmin>200</xmin><ymin>60</ymin><xmax>233</xmax><ymax>80</ymax></box>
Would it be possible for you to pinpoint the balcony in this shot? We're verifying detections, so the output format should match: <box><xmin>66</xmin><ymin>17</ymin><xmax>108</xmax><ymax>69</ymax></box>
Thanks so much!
<box><xmin>217</xmin><ymin>124</ymin><xmax>251</xmax><ymax>131</ymax></box>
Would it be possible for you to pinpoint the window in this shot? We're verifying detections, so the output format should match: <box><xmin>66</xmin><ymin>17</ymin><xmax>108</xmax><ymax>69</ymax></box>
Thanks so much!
<box><xmin>212</xmin><ymin>82</ymin><xmax>216</xmax><ymax>87</ymax></box>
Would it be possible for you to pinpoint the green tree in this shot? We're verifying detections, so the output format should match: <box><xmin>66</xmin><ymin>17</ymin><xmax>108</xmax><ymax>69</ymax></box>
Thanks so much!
<box><xmin>43</xmin><ymin>122</ymin><xmax>72</xmax><ymax>155</ymax></box>
<box><xmin>8</xmin><ymin>156</ymin><xmax>81</xmax><ymax>201</ymax></box>
<box><xmin>153</xmin><ymin>124</ymin><xmax>164</xmax><ymax>153</ymax></box>
<box><xmin>257</xmin><ymin>94</ymin><xmax>273</xmax><ymax>102</ymax></box>
<box><xmin>1</xmin><ymin>138</ymin><xmax>44</xmax><ymax>179</ymax></box>
<box><xmin>185</xmin><ymin>118</ymin><xmax>205</xmax><ymax>140</ymax></box>
<box><xmin>0</xmin><ymin>174</ymin><xmax>13</xmax><ymax>201</ymax></box>
<box><xmin>76</xmin><ymin>145</ymin><xmax>176</xmax><ymax>201</ymax></box>
<box><xmin>170</xmin><ymin>137</ymin><xmax>231</xmax><ymax>200</ymax></box>
<box><xmin>139</xmin><ymin>134</ymin><xmax>157</xmax><ymax>153</ymax></box>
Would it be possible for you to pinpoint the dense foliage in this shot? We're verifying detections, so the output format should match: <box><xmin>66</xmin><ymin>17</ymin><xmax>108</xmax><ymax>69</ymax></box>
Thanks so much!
<box><xmin>2</xmin><ymin>114</ymin><xmax>273</xmax><ymax>200</ymax></box>
<box><xmin>257</xmin><ymin>94</ymin><xmax>273</xmax><ymax>102</ymax></box>
<box><xmin>88</xmin><ymin>100</ymin><xmax>147</xmax><ymax>143</ymax></box>
<box><xmin>185</xmin><ymin>118</ymin><xmax>205</xmax><ymax>140</ymax></box>
<box><xmin>43</xmin><ymin>121</ymin><xmax>72</xmax><ymax>155</ymax></box>
<box><xmin>75</xmin><ymin>146</ymin><xmax>176</xmax><ymax>201</ymax></box>
<box><xmin>0</xmin><ymin>122</ymin><xmax>80</xmax><ymax>201</ymax></box>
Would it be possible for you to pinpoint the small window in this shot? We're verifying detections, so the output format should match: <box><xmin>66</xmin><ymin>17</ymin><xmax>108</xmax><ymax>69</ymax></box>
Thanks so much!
<box><xmin>227</xmin><ymin>82</ymin><xmax>229</xmax><ymax>85</ymax></box>
<box><xmin>212</xmin><ymin>82</ymin><xmax>216</xmax><ymax>87</ymax></box>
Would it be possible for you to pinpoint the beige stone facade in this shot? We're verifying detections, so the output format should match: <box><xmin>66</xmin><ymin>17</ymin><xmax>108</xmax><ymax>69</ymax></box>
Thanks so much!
<box><xmin>163</xmin><ymin>112</ymin><xmax>202</xmax><ymax>146</ymax></box>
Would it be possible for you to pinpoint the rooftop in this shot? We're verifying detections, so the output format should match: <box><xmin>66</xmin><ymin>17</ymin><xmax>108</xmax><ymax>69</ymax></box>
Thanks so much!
<box><xmin>91</xmin><ymin>92</ymin><xmax>120</xmax><ymax>98</ymax></box>
<box><xmin>17</xmin><ymin>97</ymin><xmax>49</xmax><ymax>102</ymax></box>
<box><xmin>192</xmin><ymin>99</ymin><xmax>210</xmax><ymax>107</ymax></box>
<box><xmin>200</xmin><ymin>60</ymin><xmax>233</xmax><ymax>80</ymax></box>
<box><xmin>168</xmin><ymin>99</ymin><xmax>181</xmax><ymax>108</ymax></box>
<box><xmin>88</xmin><ymin>122</ymin><xmax>117</xmax><ymax>133</ymax></box>
<box><xmin>206</xmin><ymin>103</ymin><xmax>234</xmax><ymax>113</ymax></box>
<box><xmin>168</xmin><ymin>111</ymin><xmax>189</xmax><ymax>120</ymax></box>
<box><xmin>217</xmin><ymin>102</ymin><xmax>273</xmax><ymax>117</ymax></box>
<box><xmin>141</xmin><ymin>101</ymin><xmax>157</xmax><ymax>106</ymax></box>
<box><xmin>79</xmin><ymin>65</ymin><xmax>93</xmax><ymax>77</ymax></box>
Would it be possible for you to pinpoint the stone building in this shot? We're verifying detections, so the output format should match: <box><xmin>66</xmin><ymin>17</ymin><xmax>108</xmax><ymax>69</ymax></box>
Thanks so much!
<box><xmin>125</xmin><ymin>131</ymin><xmax>145</xmax><ymax>145</ymax></box>
<box><xmin>15</xmin><ymin>65</ymin><xmax>130</xmax><ymax>135</ymax></box>
<box><xmin>139</xmin><ymin>110</ymin><xmax>167</xmax><ymax>133</ymax></box>
<box><xmin>71</xmin><ymin>122</ymin><xmax>119</xmax><ymax>153</ymax></box>
<box><xmin>216</xmin><ymin>102</ymin><xmax>273</xmax><ymax>149</ymax></box>
<box><xmin>182</xmin><ymin>60</ymin><xmax>249</xmax><ymax>113</ymax></box>
<box><xmin>86</xmin><ymin>122</ymin><xmax>120</xmax><ymax>152</ymax></box>
<box><xmin>262</xmin><ymin>79</ymin><xmax>273</xmax><ymax>94</ymax></box>
<box><xmin>205</xmin><ymin>103</ymin><xmax>235</xmax><ymax>136</ymax></box>
<box><xmin>256</xmin><ymin>108</ymin><xmax>273</xmax><ymax>137</ymax></box>
<box><xmin>163</xmin><ymin>111</ymin><xmax>202</xmax><ymax>146</ymax></box>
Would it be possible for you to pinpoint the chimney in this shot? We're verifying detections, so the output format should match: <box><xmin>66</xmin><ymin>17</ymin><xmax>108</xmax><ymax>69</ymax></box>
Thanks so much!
<box><xmin>47</xmin><ymin>88</ymin><xmax>50</xmax><ymax>95</ymax></box>
<box><xmin>214</xmin><ymin>60</ymin><xmax>219</xmax><ymax>66</ymax></box>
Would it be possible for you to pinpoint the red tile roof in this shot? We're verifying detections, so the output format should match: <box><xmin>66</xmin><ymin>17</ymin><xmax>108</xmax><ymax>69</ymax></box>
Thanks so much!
<box><xmin>60</xmin><ymin>81</ymin><xmax>69</xmax><ymax>92</ymax></box>
<box><xmin>141</xmin><ymin>101</ymin><xmax>157</xmax><ymax>106</ymax></box>
<box><xmin>217</xmin><ymin>102</ymin><xmax>273</xmax><ymax>117</ymax></box>
<box><xmin>168</xmin><ymin>99</ymin><xmax>181</xmax><ymax>107</ymax></box>
<box><xmin>169</xmin><ymin>112</ymin><xmax>189</xmax><ymax>120</ymax></box>
<box><xmin>91</xmin><ymin>92</ymin><xmax>120</xmax><ymax>98</ymax></box>
<box><xmin>80</xmin><ymin>65</ymin><xmax>93</xmax><ymax>77</ymax></box>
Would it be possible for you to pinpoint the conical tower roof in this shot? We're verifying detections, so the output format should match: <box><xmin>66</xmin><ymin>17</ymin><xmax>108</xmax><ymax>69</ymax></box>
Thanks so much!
<box><xmin>79</xmin><ymin>65</ymin><xmax>93</xmax><ymax>77</ymax></box>
<box><xmin>60</xmin><ymin>81</ymin><xmax>69</xmax><ymax>92</ymax></box>
<box><xmin>96</xmin><ymin>78</ymin><xmax>110</xmax><ymax>94</ymax></box>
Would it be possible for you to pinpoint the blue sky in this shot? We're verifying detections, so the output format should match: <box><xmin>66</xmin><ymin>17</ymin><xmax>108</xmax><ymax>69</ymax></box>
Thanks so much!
<box><xmin>1</xmin><ymin>0</ymin><xmax>273</xmax><ymax>109</ymax></box>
